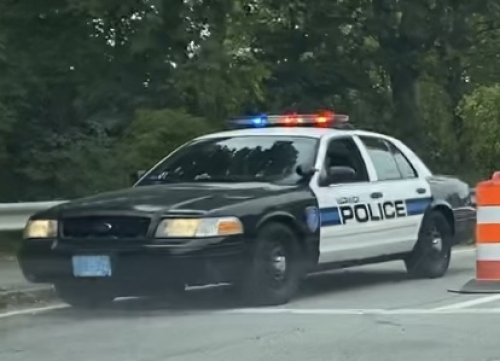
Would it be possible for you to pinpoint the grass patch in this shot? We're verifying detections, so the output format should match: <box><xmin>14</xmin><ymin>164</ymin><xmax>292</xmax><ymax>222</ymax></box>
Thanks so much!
<box><xmin>0</xmin><ymin>231</ymin><xmax>22</xmax><ymax>255</ymax></box>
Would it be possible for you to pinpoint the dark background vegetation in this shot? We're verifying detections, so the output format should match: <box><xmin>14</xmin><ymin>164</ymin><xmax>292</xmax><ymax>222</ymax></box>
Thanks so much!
<box><xmin>1</xmin><ymin>0</ymin><xmax>500</xmax><ymax>203</ymax></box>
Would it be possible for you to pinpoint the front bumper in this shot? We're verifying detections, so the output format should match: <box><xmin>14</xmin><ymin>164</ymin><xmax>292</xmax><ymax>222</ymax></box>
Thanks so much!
<box><xmin>18</xmin><ymin>236</ymin><xmax>248</xmax><ymax>294</ymax></box>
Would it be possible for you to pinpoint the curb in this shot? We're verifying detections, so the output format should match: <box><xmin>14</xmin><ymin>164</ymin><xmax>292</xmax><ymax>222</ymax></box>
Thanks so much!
<box><xmin>0</xmin><ymin>286</ymin><xmax>58</xmax><ymax>310</ymax></box>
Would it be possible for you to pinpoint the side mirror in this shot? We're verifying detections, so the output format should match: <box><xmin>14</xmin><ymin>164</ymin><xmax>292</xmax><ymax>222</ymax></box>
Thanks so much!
<box><xmin>324</xmin><ymin>166</ymin><xmax>356</xmax><ymax>185</ymax></box>
<box><xmin>130</xmin><ymin>170</ymin><xmax>146</xmax><ymax>184</ymax></box>
<box><xmin>296</xmin><ymin>164</ymin><xmax>318</xmax><ymax>179</ymax></box>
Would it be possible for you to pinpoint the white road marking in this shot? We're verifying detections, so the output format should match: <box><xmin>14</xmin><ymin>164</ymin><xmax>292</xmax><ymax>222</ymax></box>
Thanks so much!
<box><xmin>0</xmin><ymin>304</ymin><xmax>67</xmax><ymax>319</ymax></box>
<box><xmin>221</xmin><ymin>307</ymin><xmax>500</xmax><ymax>315</ymax></box>
<box><xmin>433</xmin><ymin>294</ymin><xmax>500</xmax><ymax>310</ymax></box>
<box><xmin>6</xmin><ymin>304</ymin><xmax>500</xmax><ymax>320</ymax></box>
<box><xmin>453</xmin><ymin>247</ymin><xmax>475</xmax><ymax>255</ymax></box>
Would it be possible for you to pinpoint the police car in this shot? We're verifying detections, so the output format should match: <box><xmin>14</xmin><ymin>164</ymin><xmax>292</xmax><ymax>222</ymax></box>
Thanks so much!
<box><xmin>18</xmin><ymin>112</ymin><xmax>476</xmax><ymax>307</ymax></box>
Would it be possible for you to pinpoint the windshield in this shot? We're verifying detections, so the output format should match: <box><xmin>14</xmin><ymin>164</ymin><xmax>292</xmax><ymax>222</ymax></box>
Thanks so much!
<box><xmin>137</xmin><ymin>136</ymin><xmax>318</xmax><ymax>185</ymax></box>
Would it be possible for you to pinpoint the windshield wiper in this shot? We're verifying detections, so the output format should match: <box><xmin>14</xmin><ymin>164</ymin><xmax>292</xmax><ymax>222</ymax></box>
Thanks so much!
<box><xmin>142</xmin><ymin>173</ymin><xmax>182</xmax><ymax>183</ymax></box>
<box><xmin>143</xmin><ymin>173</ymin><xmax>269</xmax><ymax>184</ymax></box>
<box><xmin>193</xmin><ymin>175</ymin><xmax>261</xmax><ymax>183</ymax></box>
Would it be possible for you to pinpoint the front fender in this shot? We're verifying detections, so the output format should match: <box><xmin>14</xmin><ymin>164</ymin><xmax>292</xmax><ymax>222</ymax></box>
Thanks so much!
<box><xmin>256</xmin><ymin>211</ymin><xmax>299</xmax><ymax>229</ymax></box>
<box><xmin>255</xmin><ymin>209</ymin><xmax>320</xmax><ymax>265</ymax></box>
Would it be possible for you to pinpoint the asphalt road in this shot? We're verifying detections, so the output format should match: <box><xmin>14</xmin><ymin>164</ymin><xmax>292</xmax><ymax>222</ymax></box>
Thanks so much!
<box><xmin>2</xmin><ymin>247</ymin><xmax>500</xmax><ymax>361</ymax></box>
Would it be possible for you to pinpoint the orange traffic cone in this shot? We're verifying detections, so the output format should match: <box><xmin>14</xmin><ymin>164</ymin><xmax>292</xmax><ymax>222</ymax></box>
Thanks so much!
<box><xmin>460</xmin><ymin>171</ymin><xmax>500</xmax><ymax>293</ymax></box>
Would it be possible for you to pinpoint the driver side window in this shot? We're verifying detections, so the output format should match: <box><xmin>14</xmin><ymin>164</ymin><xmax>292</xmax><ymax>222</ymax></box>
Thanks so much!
<box><xmin>321</xmin><ymin>137</ymin><xmax>368</xmax><ymax>185</ymax></box>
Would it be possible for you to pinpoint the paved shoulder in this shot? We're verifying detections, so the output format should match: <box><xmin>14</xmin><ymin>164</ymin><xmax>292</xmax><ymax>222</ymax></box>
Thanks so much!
<box><xmin>4</xmin><ymin>248</ymin><xmax>500</xmax><ymax>361</ymax></box>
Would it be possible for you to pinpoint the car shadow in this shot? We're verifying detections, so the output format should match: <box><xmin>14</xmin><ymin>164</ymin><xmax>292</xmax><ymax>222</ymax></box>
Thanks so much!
<box><xmin>301</xmin><ymin>264</ymin><xmax>470</xmax><ymax>299</ymax></box>
<box><xmin>41</xmin><ymin>262</ymin><xmax>473</xmax><ymax>320</ymax></box>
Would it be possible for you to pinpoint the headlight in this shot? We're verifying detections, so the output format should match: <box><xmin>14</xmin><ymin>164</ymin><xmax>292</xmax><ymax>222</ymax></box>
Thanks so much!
<box><xmin>155</xmin><ymin>217</ymin><xmax>243</xmax><ymax>238</ymax></box>
<box><xmin>23</xmin><ymin>219</ymin><xmax>58</xmax><ymax>239</ymax></box>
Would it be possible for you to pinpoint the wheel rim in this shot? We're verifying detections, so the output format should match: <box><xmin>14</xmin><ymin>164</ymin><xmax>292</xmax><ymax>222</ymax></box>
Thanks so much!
<box><xmin>265</xmin><ymin>241</ymin><xmax>289</xmax><ymax>287</ymax></box>
<box><xmin>430</xmin><ymin>228</ymin><xmax>443</xmax><ymax>252</ymax></box>
<box><xmin>427</xmin><ymin>226</ymin><xmax>448</xmax><ymax>260</ymax></box>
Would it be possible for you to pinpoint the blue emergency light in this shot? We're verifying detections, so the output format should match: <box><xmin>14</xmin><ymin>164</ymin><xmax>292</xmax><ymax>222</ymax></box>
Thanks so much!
<box><xmin>228</xmin><ymin>111</ymin><xmax>353</xmax><ymax>129</ymax></box>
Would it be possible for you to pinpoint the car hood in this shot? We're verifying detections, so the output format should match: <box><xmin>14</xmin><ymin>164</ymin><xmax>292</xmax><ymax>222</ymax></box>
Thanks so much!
<box><xmin>46</xmin><ymin>183</ymin><xmax>295</xmax><ymax>217</ymax></box>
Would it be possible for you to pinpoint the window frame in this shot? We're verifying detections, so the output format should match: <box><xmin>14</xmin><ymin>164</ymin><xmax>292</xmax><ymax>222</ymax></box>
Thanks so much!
<box><xmin>317</xmin><ymin>135</ymin><xmax>370</xmax><ymax>187</ymax></box>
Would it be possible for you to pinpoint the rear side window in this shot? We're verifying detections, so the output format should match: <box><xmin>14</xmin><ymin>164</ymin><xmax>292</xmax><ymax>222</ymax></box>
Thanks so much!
<box><xmin>359</xmin><ymin>136</ymin><xmax>401</xmax><ymax>181</ymax></box>
<box><xmin>387</xmin><ymin>141</ymin><xmax>417</xmax><ymax>179</ymax></box>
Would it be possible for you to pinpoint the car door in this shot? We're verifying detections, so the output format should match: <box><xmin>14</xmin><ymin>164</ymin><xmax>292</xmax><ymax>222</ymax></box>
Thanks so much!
<box><xmin>310</xmin><ymin>135</ymin><xmax>382</xmax><ymax>264</ymax></box>
<box><xmin>356</xmin><ymin>135</ymin><xmax>432</xmax><ymax>255</ymax></box>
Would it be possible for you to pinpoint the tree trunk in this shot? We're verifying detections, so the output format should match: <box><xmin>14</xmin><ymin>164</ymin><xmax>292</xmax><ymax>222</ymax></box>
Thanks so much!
<box><xmin>390</xmin><ymin>66</ymin><xmax>422</xmax><ymax>153</ymax></box>
<box><xmin>443</xmin><ymin>63</ymin><xmax>466</xmax><ymax>165</ymax></box>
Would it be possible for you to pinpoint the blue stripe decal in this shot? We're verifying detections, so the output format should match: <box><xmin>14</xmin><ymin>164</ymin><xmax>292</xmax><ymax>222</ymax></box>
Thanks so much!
<box><xmin>320</xmin><ymin>207</ymin><xmax>342</xmax><ymax>226</ymax></box>
<box><xmin>405</xmin><ymin>197</ymin><xmax>432</xmax><ymax>216</ymax></box>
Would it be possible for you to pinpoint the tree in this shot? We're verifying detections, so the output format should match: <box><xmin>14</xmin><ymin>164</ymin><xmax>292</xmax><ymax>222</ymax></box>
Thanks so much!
<box><xmin>1</xmin><ymin>0</ymin><xmax>500</xmax><ymax>200</ymax></box>
<box><xmin>459</xmin><ymin>85</ymin><xmax>500</xmax><ymax>180</ymax></box>
<box><xmin>117</xmin><ymin>108</ymin><xmax>215</xmax><ymax>172</ymax></box>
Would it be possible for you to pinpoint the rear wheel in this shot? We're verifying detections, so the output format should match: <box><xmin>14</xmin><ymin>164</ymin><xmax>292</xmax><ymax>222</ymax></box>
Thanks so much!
<box><xmin>55</xmin><ymin>282</ymin><xmax>115</xmax><ymax>309</ymax></box>
<box><xmin>404</xmin><ymin>211</ymin><xmax>452</xmax><ymax>278</ymax></box>
<box><xmin>238</xmin><ymin>222</ymin><xmax>304</xmax><ymax>306</ymax></box>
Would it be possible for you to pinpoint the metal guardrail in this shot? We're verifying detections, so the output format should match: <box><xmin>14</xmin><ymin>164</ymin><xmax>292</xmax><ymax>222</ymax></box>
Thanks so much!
<box><xmin>0</xmin><ymin>187</ymin><xmax>478</xmax><ymax>232</ymax></box>
<box><xmin>0</xmin><ymin>201</ymin><xmax>67</xmax><ymax>232</ymax></box>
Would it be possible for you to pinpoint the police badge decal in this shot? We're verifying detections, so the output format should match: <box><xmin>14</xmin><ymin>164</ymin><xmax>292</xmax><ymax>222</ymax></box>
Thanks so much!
<box><xmin>305</xmin><ymin>206</ymin><xmax>320</xmax><ymax>232</ymax></box>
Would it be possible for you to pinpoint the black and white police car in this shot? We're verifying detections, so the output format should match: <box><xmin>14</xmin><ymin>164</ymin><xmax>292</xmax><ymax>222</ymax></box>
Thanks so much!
<box><xmin>19</xmin><ymin>112</ymin><xmax>476</xmax><ymax>307</ymax></box>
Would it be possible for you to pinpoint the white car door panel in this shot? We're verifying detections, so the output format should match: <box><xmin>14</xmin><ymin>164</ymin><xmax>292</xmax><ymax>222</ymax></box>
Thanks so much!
<box><xmin>310</xmin><ymin>135</ymin><xmax>391</xmax><ymax>264</ymax></box>
<box><xmin>356</xmin><ymin>135</ymin><xmax>431</xmax><ymax>255</ymax></box>
<box><xmin>362</xmin><ymin>181</ymin><xmax>431</xmax><ymax>254</ymax></box>
<box><xmin>316</xmin><ymin>183</ymin><xmax>380</xmax><ymax>263</ymax></box>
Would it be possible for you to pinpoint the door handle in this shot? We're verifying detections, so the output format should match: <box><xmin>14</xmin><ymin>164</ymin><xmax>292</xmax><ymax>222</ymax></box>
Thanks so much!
<box><xmin>416</xmin><ymin>188</ymin><xmax>427</xmax><ymax>194</ymax></box>
<box><xmin>370</xmin><ymin>192</ymin><xmax>383</xmax><ymax>199</ymax></box>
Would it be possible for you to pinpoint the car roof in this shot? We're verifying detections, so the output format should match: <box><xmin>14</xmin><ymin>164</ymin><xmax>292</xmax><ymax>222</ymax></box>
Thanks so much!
<box><xmin>196</xmin><ymin>127</ymin><xmax>387</xmax><ymax>141</ymax></box>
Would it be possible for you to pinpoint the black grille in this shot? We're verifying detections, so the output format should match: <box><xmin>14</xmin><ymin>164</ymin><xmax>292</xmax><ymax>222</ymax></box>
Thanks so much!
<box><xmin>62</xmin><ymin>216</ymin><xmax>151</xmax><ymax>239</ymax></box>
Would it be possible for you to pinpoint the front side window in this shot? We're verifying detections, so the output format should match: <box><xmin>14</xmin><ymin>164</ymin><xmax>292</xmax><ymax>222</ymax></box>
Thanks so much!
<box><xmin>323</xmin><ymin>137</ymin><xmax>369</xmax><ymax>184</ymax></box>
<box><xmin>359</xmin><ymin>136</ymin><xmax>402</xmax><ymax>181</ymax></box>
<box><xmin>137</xmin><ymin>136</ymin><xmax>318</xmax><ymax>186</ymax></box>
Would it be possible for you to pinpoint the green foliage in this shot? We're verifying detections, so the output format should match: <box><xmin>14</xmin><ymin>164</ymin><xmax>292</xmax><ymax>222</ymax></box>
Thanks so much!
<box><xmin>418</xmin><ymin>79</ymin><xmax>454</xmax><ymax>169</ymax></box>
<box><xmin>0</xmin><ymin>0</ymin><xmax>500</xmax><ymax>200</ymax></box>
<box><xmin>8</xmin><ymin>123</ymin><xmax>122</xmax><ymax>200</ymax></box>
<box><xmin>117</xmin><ymin>108</ymin><xmax>216</xmax><ymax>172</ymax></box>
<box><xmin>459</xmin><ymin>85</ymin><xmax>500</xmax><ymax>179</ymax></box>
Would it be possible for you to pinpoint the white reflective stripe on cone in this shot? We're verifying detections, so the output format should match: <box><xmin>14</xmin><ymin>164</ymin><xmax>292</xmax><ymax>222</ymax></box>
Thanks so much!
<box><xmin>477</xmin><ymin>243</ymin><xmax>500</xmax><ymax>261</ymax></box>
<box><xmin>477</xmin><ymin>206</ymin><xmax>500</xmax><ymax>224</ymax></box>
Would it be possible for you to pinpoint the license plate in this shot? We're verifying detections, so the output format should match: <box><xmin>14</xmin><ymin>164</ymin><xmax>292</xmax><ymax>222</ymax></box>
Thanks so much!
<box><xmin>72</xmin><ymin>255</ymin><xmax>112</xmax><ymax>277</ymax></box>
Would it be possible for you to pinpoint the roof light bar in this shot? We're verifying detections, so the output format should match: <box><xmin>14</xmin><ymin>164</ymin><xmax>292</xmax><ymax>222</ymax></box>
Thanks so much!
<box><xmin>228</xmin><ymin>111</ymin><xmax>352</xmax><ymax>129</ymax></box>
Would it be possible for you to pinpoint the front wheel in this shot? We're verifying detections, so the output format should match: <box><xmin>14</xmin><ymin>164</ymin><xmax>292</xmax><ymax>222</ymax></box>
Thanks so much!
<box><xmin>404</xmin><ymin>211</ymin><xmax>452</xmax><ymax>278</ymax></box>
<box><xmin>238</xmin><ymin>222</ymin><xmax>304</xmax><ymax>306</ymax></box>
<box><xmin>55</xmin><ymin>282</ymin><xmax>116</xmax><ymax>309</ymax></box>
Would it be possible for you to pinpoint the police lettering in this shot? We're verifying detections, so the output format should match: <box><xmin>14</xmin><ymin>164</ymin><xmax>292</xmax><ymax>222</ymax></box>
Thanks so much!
<box><xmin>339</xmin><ymin>200</ymin><xmax>406</xmax><ymax>224</ymax></box>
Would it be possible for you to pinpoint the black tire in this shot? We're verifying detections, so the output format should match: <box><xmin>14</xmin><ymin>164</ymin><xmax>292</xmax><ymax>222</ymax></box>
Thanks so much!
<box><xmin>55</xmin><ymin>282</ymin><xmax>115</xmax><ymax>309</ymax></box>
<box><xmin>238</xmin><ymin>222</ymin><xmax>304</xmax><ymax>306</ymax></box>
<box><xmin>404</xmin><ymin>211</ymin><xmax>452</xmax><ymax>278</ymax></box>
